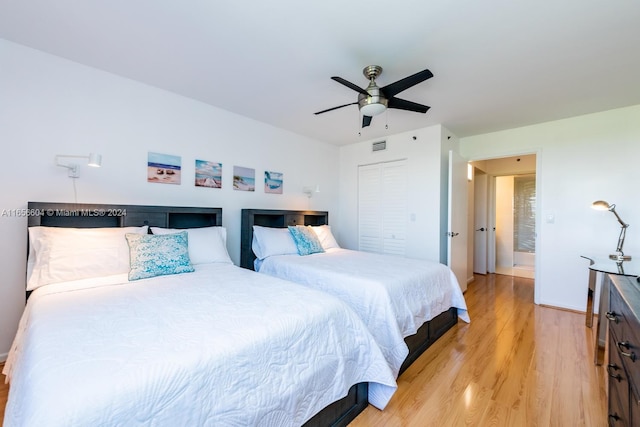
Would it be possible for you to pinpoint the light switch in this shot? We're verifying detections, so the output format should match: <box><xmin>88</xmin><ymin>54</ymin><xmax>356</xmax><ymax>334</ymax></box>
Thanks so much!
<box><xmin>545</xmin><ymin>212</ymin><xmax>555</xmax><ymax>224</ymax></box>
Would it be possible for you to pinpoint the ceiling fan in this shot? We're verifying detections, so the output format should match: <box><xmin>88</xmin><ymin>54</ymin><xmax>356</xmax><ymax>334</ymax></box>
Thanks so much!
<box><xmin>314</xmin><ymin>65</ymin><xmax>433</xmax><ymax>128</ymax></box>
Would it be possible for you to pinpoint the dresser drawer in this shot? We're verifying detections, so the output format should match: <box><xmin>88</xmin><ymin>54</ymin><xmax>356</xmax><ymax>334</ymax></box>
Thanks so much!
<box><xmin>609</xmin><ymin>375</ymin><xmax>629</xmax><ymax>426</ymax></box>
<box><xmin>609</xmin><ymin>278</ymin><xmax>640</xmax><ymax>404</ymax></box>
<box><xmin>631</xmin><ymin>387</ymin><xmax>640</xmax><ymax>427</ymax></box>
<box><xmin>609</xmin><ymin>333</ymin><xmax>630</xmax><ymax>426</ymax></box>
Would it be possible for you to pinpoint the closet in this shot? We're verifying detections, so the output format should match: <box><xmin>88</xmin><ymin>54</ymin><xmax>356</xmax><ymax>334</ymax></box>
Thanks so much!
<box><xmin>358</xmin><ymin>159</ymin><xmax>408</xmax><ymax>256</ymax></box>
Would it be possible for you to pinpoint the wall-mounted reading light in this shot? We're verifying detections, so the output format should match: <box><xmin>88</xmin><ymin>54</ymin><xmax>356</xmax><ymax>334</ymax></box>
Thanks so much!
<box><xmin>467</xmin><ymin>163</ymin><xmax>473</xmax><ymax>181</ymax></box>
<box><xmin>55</xmin><ymin>153</ymin><xmax>102</xmax><ymax>178</ymax></box>
<box><xmin>591</xmin><ymin>200</ymin><xmax>631</xmax><ymax>261</ymax></box>
<box><xmin>303</xmin><ymin>184</ymin><xmax>320</xmax><ymax>198</ymax></box>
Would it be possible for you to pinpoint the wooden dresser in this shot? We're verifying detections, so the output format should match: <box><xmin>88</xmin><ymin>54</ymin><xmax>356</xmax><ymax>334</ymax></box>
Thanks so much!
<box><xmin>606</xmin><ymin>274</ymin><xmax>640</xmax><ymax>426</ymax></box>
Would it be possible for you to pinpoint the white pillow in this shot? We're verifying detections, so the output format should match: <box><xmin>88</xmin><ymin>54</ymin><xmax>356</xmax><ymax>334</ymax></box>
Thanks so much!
<box><xmin>311</xmin><ymin>225</ymin><xmax>340</xmax><ymax>250</ymax></box>
<box><xmin>252</xmin><ymin>225</ymin><xmax>298</xmax><ymax>260</ymax></box>
<box><xmin>150</xmin><ymin>226</ymin><xmax>232</xmax><ymax>265</ymax></box>
<box><xmin>27</xmin><ymin>226</ymin><xmax>148</xmax><ymax>290</ymax></box>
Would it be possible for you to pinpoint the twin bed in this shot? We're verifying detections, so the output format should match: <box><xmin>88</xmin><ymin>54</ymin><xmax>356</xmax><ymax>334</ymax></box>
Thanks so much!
<box><xmin>3</xmin><ymin>202</ymin><xmax>468</xmax><ymax>426</ymax></box>
<box><xmin>3</xmin><ymin>202</ymin><xmax>396</xmax><ymax>427</ymax></box>
<box><xmin>240</xmin><ymin>209</ymin><xmax>469</xmax><ymax>378</ymax></box>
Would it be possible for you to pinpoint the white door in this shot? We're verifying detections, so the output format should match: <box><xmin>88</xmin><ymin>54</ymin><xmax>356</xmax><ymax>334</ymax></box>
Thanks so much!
<box><xmin>358</xmin><ymin>164</ymin><xmax>383</xmax><ymax>253</ymax></box>
<box><xmin>447</xmin><ymin>150</ymin><xmax>468</xmax><ymax>292</ymax></box>
<box><xmin>473</xmin><ymin>172</ymin><xmax>488</xmax><ymax>274</ymax></box>
<box><xmin>358</xmin><ymin>160</ymin><xmax>407</xmax><ymax>255</ymax></box>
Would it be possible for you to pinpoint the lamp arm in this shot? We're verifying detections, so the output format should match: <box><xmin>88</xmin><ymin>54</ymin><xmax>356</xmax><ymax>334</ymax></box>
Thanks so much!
<box><xmin>616</xmin><ymin>224</ymin><xmax>628</xmax><ymax>255</ymax></box>
<box><xmin>610</xmin><ymin>206</ymin><xmax>629</xmax><ymax>228</ymax></box>
<box><xmin>55</xmin><ymin>154</ymin><xmax>89</xmax><ymax>164</ymax></box>
<box><xmin>55</xmin><ymin>155</ymin><xmax>82</xmax><ymax>178</ymax></box>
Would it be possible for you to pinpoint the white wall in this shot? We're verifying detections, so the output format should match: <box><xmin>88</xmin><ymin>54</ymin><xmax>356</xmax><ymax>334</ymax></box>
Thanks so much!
<box><xmin>495</xmin><ymin>176</ymin><xmax>515</xmax><ymax>270</ymax></box>
<box><xmin>0</xmin><ymin>40</ymin><xmax>340</xmax><ymax>358</ymax></box>
<box><xmin>461</xmin><ymin>104</ymin><xmax>640</xmax><ymax>311</ymax></box>
<box><xmin>338</xmin><ymin>125</ymin><xmax>455</xmax><ymax>262</ymax></box>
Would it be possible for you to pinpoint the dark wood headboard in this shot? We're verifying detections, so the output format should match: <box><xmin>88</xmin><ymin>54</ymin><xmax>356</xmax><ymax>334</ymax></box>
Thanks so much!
<box><xmin>240</xmin><ymin>209</ymin><xmax>328</xmax><ymax>270</ymax></box>
<box><xmin>26</xmin><ymin>202</ymin><xmax>223</xmax><ymax>299</ymax></box>
<box><xmin>27</xmin><ymin>202</ymin><xmax>222</xmax><ymax>228</ymax></box>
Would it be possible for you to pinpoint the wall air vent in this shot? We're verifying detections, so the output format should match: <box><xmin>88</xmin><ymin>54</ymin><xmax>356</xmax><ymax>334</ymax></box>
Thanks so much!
<box><xmin>372</xmin><ymin>140</ymin><xmax>387</xmax><ymax>152</ymax></box>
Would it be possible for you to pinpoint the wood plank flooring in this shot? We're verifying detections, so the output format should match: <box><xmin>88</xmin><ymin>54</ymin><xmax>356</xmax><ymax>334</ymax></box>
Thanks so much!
<box><xmin>0</xmin><ymin>362</ymin><xmax>7</xmax><ymax>423</ymax></box>
<box><xmin>350</xmin><ymin>274</ymin><xmax>607</xmax><ymax>426</ymax></box>
<box><xmin>0</xmin><ymin>274</ymin><xmax>607</xmax><ymax>426</ymax></box>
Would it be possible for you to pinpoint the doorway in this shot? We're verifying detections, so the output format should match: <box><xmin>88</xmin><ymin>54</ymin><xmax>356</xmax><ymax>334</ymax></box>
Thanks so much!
<box><xmin>470</xmin><ymin>154</ymin><xmax>537</xmax><ymax>279</ymax></box>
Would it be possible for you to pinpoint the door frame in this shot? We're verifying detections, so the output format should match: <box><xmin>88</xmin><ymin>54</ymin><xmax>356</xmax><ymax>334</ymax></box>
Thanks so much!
<box><xmin>473</xmin><ymin>171</ymin><xmax>488</xmax><ymax>274</ymax></box>
<box><xmin>468</xmin><ymin>150</ymin><xmax>541</xmax><ymax>305</ymax></box>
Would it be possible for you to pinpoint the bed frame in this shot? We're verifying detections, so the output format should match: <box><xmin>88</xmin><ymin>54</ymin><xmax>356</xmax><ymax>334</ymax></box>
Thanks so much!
<box><xmin>27</xmin><ymin>202</ymin><xmax>223</xmax><ymax>229</ymax></box>
<box><xmin>240</xmin><ymin>208</ymin><xmax>458</xmax><ymax>376</ymax></box>
<box><xmin>26</xmin><ymin>202</ymin><xmax>366</xmax><ymax>427</ymax></box>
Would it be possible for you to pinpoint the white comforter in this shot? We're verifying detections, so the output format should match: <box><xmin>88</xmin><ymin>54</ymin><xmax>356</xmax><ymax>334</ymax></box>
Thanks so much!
<box><xmin>3</xmin><ymin>263</ymin><xmax>396</xmax><ymax>427</ymax></box>
<box><xmin>258</xmin><ymin>248</ymin><xmax>470</xmax><ymax>377</ymax></box>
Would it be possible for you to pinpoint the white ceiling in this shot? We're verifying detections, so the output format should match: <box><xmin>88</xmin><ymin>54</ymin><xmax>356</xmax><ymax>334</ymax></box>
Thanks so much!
<box><xmin>1</xmin><ymin>0</ymin><xmax>639</xmax><ymax>146</ymax></box>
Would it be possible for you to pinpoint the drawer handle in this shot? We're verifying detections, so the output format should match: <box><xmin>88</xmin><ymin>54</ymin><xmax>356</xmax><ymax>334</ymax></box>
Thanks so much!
<box><xmin>606</xmin><ymin>311</ymin><xmax>620</xmax><ymax>323</ymax></box>
<box><xmin>617</xmin><ymin>341</ymin><xmax>637</xmax><ymax>361</ymax></box>
<box><xmin>609</xmin><ymin>413</ymin><xmax>621</xmax><ymax>422</ymax></box>
<box><xmin>606</xmin><ymin>363</ymin><xmax>623</xmax><ymax>381</ymax></box>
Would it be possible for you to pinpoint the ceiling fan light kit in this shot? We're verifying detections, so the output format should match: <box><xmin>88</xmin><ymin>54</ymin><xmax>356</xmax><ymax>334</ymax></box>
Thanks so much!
<box><xmin>315</xmin><ymin>65</ymin><xmax>433</xmax><ymax>128</ymax></box>
<box><xmin>358</xmin><ymin>65</ymin><xmax>388</xmax><ymax>117</ymax></box>
<box><xmin>359</xmin><ymin>98</ymin><xmax>387</xmax><ymax>117</ymax></box>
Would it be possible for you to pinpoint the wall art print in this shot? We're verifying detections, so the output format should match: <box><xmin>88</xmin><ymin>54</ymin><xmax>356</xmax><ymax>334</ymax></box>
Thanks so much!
<box><xmin>233</xmin><ymin>166</ymin><xmax>255</xmax><ymax>192</ymax></box>
<box><xmin>195</xmin><ymin>160</ymin><xmax>222</xmax><ymax>188</ymax></box>
<box><xmin>147</xmin><ymin>152</ymin><xmax>181</xmax><ymax>185</ymax></box>
<box><xmin>264</xmin><ymin>171</ymin><xmax>283</xmax><ymax>194</ymax></box>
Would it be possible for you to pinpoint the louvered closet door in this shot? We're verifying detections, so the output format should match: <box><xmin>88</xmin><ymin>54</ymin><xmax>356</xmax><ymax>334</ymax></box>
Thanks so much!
<box><xmin>358</xmin><ymin>160</ymin><xmax>407</xmax><ymax>255</ymax></box>
<box><xmin>358</xmin><ymin>164</ymin><xmax>383</xmax><ymax>252</ymax></box>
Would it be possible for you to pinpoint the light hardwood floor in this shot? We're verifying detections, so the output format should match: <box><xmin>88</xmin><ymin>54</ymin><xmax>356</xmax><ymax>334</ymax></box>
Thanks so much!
<box><xmin>351</xmin><ymin>274</ymin><xmax>607</xmax><ymax>426</ymax></box>
<box><xmin>0</xmin><ymin>362</ymin><xmax>7</xmax><ymax>423</ymax></box>
<box><xmin>0</xmin><ymin>274</ymin><xmax>607</xmax><ymax>426</ymax></box>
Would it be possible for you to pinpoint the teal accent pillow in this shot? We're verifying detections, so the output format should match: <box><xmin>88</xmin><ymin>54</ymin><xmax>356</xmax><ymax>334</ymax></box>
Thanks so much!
<box><xmin>288</xmin><ymin>225</ymin><xmax>325</xmax><ymax>256</ymax></box>
<box><xmin>125</xmin><ymin>231</ymin><xmax>195</xmax><ymax>281</ymax></box>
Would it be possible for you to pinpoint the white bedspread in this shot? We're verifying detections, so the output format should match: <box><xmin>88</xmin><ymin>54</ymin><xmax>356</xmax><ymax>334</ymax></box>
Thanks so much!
<box><xmin>258</xmin><ymin>248</ymin><xmax>470</xmax><ymax>377</ymax></box>
<box><xmin>3</xmin><ymin>263</ymin><xmax>396</xmax><ymax>427</ymax></box>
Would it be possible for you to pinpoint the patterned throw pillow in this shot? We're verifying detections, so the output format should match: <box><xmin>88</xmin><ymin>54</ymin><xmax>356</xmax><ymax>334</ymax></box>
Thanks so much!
<box><xmin>288</xmin><ymin>225</ymin><xmax>325</xmax><ymax>256</ymax></box>
<box><xmin>125</xmin><ymin>231</ymin><xmax>195</xmax><ymax>281</ymax></box>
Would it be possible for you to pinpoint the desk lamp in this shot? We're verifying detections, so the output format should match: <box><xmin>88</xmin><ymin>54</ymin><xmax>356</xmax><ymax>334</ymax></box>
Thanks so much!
<box><xmin>592</xmin><ymin>200</ymin><xmax>631</xmax><ymax>261</ymax></box>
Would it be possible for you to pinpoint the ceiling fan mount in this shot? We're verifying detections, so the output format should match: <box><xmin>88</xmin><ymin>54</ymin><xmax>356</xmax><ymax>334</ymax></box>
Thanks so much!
<box><xmin>314</xmin><ymin>65</ymin><xmax>433</xmax><ymax>128</ymax></box>
<box><xmin>362</xmin><ymin>65</ymin><xmax>383</xmax><ymax>81</ymax></box>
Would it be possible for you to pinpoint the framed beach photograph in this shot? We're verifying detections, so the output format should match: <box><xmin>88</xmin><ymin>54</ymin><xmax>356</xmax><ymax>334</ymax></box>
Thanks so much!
<box><xmin>233</xmin><ymin>166</ymin><xmax>255</xmax><ymax>192</ymax></box>
<box><xmin>264</xmin><ymin>171</ymin><xmax>283</xmax><ymax>194</ymax></box>
<box><xmin>147</xmin><ymin>152</ymin><xmax>181</xmax><ymax>185</ymax></box>
<box><xmin>195</xmin><ymin>160</ymin><xmax>222</xmax><ymax>188</ymax></box>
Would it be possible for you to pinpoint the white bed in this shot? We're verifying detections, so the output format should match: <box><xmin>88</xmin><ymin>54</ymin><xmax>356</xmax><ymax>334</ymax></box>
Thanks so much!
<box><xmin>257</xmin><ymin>248</ymin><xmax>470</xmax><ymax>378</ymax></box>
<box><xmin>241</xmin><ymin>210</ymin><xmax>469</xmax><ymax>378</ymax></box>
<box><xmin>3</xmin><ymin>264</ymin><xmax>396</xmax><ymax>426</ymax></box>
<box><xmin>2</xmin><ymin>203</ymin><xmax>397</xmax><ymax>427</ymax></box>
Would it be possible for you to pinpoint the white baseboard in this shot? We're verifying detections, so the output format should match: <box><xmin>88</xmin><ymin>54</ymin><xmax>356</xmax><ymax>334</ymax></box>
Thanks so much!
<box><xmin>467</xmin><ymin>275</ymin><xmax>475</xmax><ymax>284</ymax></box>
<box><xmin>0</xmin><ymin>352</ymin><xmax>8</xmax><ymax>363</ymax></box>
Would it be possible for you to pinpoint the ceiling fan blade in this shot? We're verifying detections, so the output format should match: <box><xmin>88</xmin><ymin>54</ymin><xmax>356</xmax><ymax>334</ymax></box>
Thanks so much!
<box><xmin>362</xmin><ymin>115</ymin><xmax>373</xmax><ymax>128</ymax></box>
<box><xmin>331</xmin><ymin>76</ymin><xmax>370</xmax><ymax>97</ymax></box>
<box><xmin>314</xmin><ymin>102</ymin><xmax>358</xmax><ymax>115</ymax></box>
<box><xmin>387</xmin><ymin>97</ymin><xmax>430</xmax><ymax>113</ymax></box>
<box><xmin>381</xmin><ymin>69</ymin><xmax>433</xmax><ymax>98</ymax></box>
